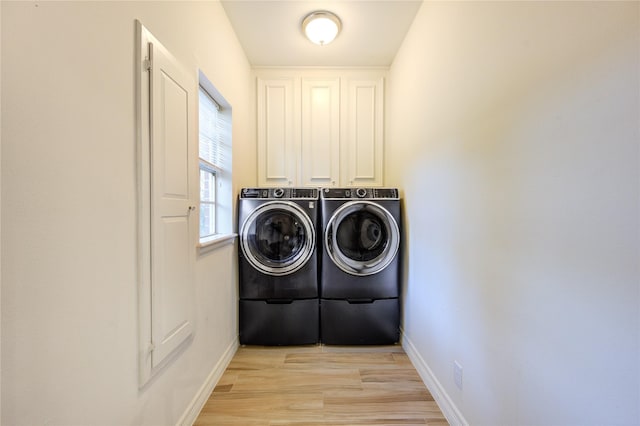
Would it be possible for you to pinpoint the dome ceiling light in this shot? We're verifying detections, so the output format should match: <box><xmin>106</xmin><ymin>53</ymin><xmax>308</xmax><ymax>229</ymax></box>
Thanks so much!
<box><xmin>302</xmin><ymin>11</ymin><xmax>342</xmax><ymax>46</ymax></box>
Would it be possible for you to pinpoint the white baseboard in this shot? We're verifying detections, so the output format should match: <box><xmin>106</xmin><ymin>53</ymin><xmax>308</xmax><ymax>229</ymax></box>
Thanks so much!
<box><xmin>402</xmin><ymin>333</ymin><xmax>469</xmax><ymax>426</ymax></box>
<box><xmin>177</xmin><ymin>337</ymin><xmax>239</xmax><ymax>426</ymax></box>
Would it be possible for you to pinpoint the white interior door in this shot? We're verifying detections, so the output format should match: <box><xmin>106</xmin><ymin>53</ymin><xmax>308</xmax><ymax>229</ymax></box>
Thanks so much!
<box><xmin>137</xmin><ymin>22</ymin><xmax>195</xmax><ymax>384</ymax></box>
<box><xmin>149</xmin><ymin>40</ymin><xmax>195</xmax><ymax>368</ymax></box>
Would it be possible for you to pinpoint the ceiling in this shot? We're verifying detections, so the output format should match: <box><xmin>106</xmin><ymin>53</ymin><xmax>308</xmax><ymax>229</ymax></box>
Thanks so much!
<box><xmin>220</xmin><ymin>0</ymin><xmax>423</xmax><ymax>67</ymax></box>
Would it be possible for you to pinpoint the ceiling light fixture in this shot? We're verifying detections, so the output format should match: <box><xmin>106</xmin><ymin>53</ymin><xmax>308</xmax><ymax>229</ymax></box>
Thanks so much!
<box><xmin>302</xmin><ymin>11</ymin><xmax>342</xmax><ymax>46</ymax></box>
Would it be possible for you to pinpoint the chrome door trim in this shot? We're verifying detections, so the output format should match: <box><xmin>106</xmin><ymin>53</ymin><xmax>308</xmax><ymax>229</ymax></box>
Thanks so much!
<box><xmin>240</xmin><ymin>201</ymin><xmax>315</xmax><ymax>276</ymax></box>
<box><xmin>325</xmin><ymin>201</ymin><xmax>399</xmax><ymax>276</ymax></box>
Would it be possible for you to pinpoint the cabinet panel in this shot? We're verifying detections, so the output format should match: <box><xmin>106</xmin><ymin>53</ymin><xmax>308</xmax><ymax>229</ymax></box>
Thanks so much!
<box><xmin>301</xmin><ymin>78</ymin><xmax>340</xmax><ymax>187</ymax></box>
<box><xmin>257</xmin><ymin>78</ymin><xmax>296</xmax><ymax>186</ymax></box>
<box><xmin>255</xmin><ymin>71</ymin><xmax>385</xmax><ymax>188</ymax></box>
<box><xmin>345</xmin><ymin>78</ymin><xmax>384</xmax><ymax>187</ymax></box>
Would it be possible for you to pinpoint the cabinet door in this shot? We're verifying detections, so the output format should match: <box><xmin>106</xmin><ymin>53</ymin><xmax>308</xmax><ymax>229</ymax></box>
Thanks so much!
<box><xmin>301</xmin><ymin>78</ymin><xmax>340</xmax><ymax>187</ymax></box>
<box><xmin>257</xmin><ymin>78</ymin><xmax>297</xmax><ymax>186</ymax></box>
<box><xmin>137</xmin><ymin>22</ymin><xmax>196</xmax><ymax>385</ymax></box>
<box><xmin>345</xmin><ymin>78</ymin><xmax>384</xmax><ymax>187</ymax></box>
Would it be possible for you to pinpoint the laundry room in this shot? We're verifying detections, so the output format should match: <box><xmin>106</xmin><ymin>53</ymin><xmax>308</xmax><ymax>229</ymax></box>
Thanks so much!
<box><xmin>1</xmin><ymin>1</ymin><xmax>639</xmax><ymax>426</ymax></box>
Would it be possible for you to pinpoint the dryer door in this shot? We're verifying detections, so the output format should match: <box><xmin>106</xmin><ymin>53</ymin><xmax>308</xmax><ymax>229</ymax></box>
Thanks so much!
<box><xmin>325</xmin><ymin>201</ymin><xmax>400</xmax><ymax>276</ymax></box>
<box><xmin>240</xmin><ymin>201</ymin><xmax>316</xmax><ymax>276</ymax></box>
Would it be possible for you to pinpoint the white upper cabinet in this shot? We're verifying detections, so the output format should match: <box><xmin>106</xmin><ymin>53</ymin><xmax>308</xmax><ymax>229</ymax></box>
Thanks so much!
<box><xmin>301</xmin><ymin>78</ymin><xmax>341</xmax><ymax>187</ymax></box>
<box><xmin>255</xmin><ymin>70</ymin><xmax>385</xmax><ymax>187</ymax></box>
<box><xmin>257</xmin><ymin>77</ymin><xmax>297</xmax><ymax>187</ymax></box>
<box><xmin>344</xmin><ymin>77</ymin><xmax>384</xmax><ymax>187</ymax></box>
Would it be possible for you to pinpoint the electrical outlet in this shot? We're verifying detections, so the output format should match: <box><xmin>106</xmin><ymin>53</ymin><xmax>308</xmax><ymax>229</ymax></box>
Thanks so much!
<box><xmin>454</xmin><ymin>361</ymin><xmax>463</xmax><ymax>390</ymax></box>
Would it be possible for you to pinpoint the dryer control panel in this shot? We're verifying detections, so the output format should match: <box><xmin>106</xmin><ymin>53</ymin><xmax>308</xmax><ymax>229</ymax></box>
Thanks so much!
<box><xmin>241</xmin><ymin>187</ymin><xmax>319</xmax><ymax>199</ymax></box>
<box><xmin>321</xmin><ymin>187</ymin><xmax>399</xmax><ymax>200</ymax></box>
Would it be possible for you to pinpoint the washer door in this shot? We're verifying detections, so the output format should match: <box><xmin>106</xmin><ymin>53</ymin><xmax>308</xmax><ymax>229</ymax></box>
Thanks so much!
<box><xmin>325</xmin><ymin>201</ymin><xmax>400</xmax><ymax>276</ymax></box>
<box><xmin>240</xmin><ymin>201</ymin><xmax>316</xmax><ymax>276</ymax></box>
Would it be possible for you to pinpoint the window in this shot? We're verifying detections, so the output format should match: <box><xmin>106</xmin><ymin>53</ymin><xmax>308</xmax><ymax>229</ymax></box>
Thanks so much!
<box><xmin>199</xmin><ymin>162</ymin><xmax>217</xmax><ymax>238</ymax></box>
<box><xmin>198</xmin><ymin>72</ymin><xmax>232</xmax><ymax>244</ymax></box>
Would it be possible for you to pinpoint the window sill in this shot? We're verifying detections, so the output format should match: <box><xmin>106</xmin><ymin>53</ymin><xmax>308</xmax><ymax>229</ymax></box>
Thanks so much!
<box><xmin>198</xmin><ymin>233</ymin><xmax>237</xmax><ymax>255</ymax></box>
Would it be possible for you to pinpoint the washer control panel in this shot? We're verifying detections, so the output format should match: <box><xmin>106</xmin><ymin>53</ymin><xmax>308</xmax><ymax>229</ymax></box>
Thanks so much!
<box><xmin>322</xmin><ymin>187</ymin><xmax>399</xmax><ymax>199</ymax></box>
<box><xmin>240</xmin><ymin>188</ymin><xmax>318</xmax><ymax>199</ymax></box>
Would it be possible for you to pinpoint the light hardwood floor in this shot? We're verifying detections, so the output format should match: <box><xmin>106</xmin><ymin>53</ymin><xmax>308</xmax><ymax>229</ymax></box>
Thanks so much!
<box><xmin>194</xmin><ymin>345</ymin><xmax>449</xmax><ymax>426</ymax></box>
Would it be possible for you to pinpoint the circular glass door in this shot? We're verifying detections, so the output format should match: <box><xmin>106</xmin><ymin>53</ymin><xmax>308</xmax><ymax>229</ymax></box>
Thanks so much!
<box><xmin>241</xmin><ymin>201</ymin><xmax>315</xmax><ymax>276</ymax></box>
<box><xmin>325</xmin><ymin>201</ymin><xmax>399</xmax><ymax>276</ymax></box>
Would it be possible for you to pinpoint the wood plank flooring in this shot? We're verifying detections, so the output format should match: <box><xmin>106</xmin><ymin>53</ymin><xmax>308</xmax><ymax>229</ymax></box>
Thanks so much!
<box><xmin>194</xmin><ymin>345</ymin><xmax>449</xmax><ymax>426</ymax></box>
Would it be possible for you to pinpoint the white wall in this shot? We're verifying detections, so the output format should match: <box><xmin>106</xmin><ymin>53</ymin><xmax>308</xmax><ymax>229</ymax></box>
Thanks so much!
<box><xmin>0</xmin><ymin>2</ymin><xmax>3</xmax><ymax>421</ymax></box>
<box><xmin>388</xmin><ymin>2</ymin><xmax>639</xmax><ymax>425</ymax></box>
<box><xmin>1</xmin><ymin>2</ymin><xmax>253</xmax><ymax>425</ymax></box>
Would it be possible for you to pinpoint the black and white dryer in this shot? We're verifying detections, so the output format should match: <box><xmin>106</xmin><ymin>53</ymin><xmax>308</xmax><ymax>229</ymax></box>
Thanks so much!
<box><xmin>319</xmin><ymin>187</ymin><xmax>402</xmax><ymax>345</ymax></box>
<box><xmin>238</xmin><ymin>187</ymin><xmax>319</xmax><ymax>345</ymax></box>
